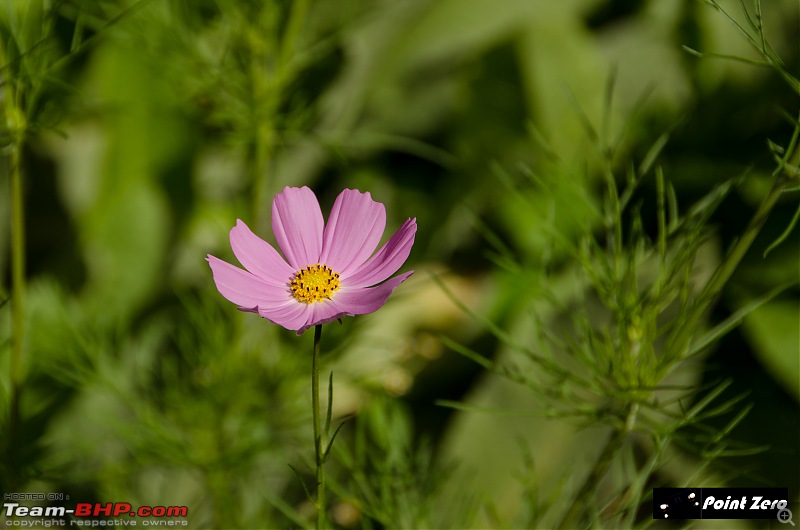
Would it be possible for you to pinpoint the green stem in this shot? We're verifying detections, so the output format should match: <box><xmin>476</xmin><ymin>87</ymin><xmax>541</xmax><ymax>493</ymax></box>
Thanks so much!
<box><xmin>558</xmin><ymin>428</ymin><xmax>623</xmax><ymax>529</ymax></box>
<box><xmin>9</xmin><ymin>139</ymin><xmax>24</xmax><ymax>461</ymax></box>
<box><xmin>248</xmin><ymin>23</ymin><xmax>272</xmax><ymax>225</ymax></box>
<box><xmin>249</xmin><ymin>0</ymin><xmax>308</xmax><ymax>223</ymax></box>
<box><xmin>311</xmin><ymin>324</ymin><xmax>326</xmax><ymax>529</ymax></box>
<box><xmin>249</xmin><ymin>126</ymin><xmax>268</xmax><ymax>225</ymax></box>
<box><xmin>1</xmin><ymin>32</ymin><xmax>26</xmax><ymax>486</ymax></box>
<box><xmin>557</xmin><ymin>405</ymin><xmax>637</xmax><ymax>529</ymax></box>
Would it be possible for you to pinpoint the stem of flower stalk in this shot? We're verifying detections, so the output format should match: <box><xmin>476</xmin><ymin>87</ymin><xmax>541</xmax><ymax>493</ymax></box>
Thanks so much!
<box><xmin>311</xmin><ymin>324</ymin><xmax>326</xmax><ymax>529</ymax></box>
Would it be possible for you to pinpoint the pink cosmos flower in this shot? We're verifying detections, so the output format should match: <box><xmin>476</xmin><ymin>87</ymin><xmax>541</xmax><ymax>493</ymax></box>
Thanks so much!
<box><xmin>207</xmin><ymin>186</ymin><xmax>416</xmax><ymax>334</ymax></box>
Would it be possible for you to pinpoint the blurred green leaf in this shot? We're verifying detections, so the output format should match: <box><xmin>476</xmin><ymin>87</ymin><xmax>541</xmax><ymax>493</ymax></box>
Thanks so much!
<box><xmin>742</xmin><ymin>298</ymin><xmax>800</xmax><ymax>401</ymax></box>
<box><xmin>72</xmin><ymin>42</ymin><xmax>182</xmax><ymax>326</ymax></box>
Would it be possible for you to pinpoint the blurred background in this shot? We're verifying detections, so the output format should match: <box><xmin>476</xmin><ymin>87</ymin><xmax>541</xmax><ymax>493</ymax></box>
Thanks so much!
<box><xmin>0</xmin><ymin>0</ymin><xmax>798</xmax><ymax>528</ymax></box>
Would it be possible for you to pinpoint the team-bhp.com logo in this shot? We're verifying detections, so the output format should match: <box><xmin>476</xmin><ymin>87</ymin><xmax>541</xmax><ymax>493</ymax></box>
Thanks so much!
<box><xmin>4</xmin><ymin>502</ymin><xmax>188</xmax><ymax>526</ymax></box>
<box><xmin>73</xmin><ymin>504</ymin><xmax>187</xmax><ymax>518</ymax></box>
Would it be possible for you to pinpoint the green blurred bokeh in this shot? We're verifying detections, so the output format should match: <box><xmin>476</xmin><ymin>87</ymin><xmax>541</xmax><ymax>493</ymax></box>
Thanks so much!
<box><xmin>0</xmin><ymin>0</ymin><xmax>798</xmax><ymax>528</ymax></box>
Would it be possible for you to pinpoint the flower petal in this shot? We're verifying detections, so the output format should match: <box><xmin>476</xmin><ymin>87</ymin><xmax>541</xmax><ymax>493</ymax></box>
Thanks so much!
<box><xmin>254</xmin><ymin>299</ymin><xmax>352</xmax><ymax>335</ymax></box>
<box><xmin>343</xmin><ymin>218</ymin><xmax>416</xmax><ymax>288</ymax></box>
<box><xmin>319</xmin><ymin>189</ymin><xmax>386</xmax><ymax>275</ymax></box>
<box><xmin>296</xmin><ymin>300</ymin><xmax>354</xmax><ymax>335</ymax></box>
<box><xmin>333</xmin><ymin>271</ymin><xmax>414</xmax><ymax>315</ymax></box>
<box><xmin>257</xmin><ymin>300</ymin><xmax>311</xmax><ymax>331</ymax></box>
<box><xmin>230</xmin><ymin>220</ymin><xmax>295</xmax><ymax>285</ymax></box>
<box><xmin>272</xmin><ymin>186</ymin><xmax>324</xmax><ymax>269</ymax></box>
<box><xmin>207</xmin><ymin>255</ymin><xmax>290</xmax><ymax>308</ymax></box>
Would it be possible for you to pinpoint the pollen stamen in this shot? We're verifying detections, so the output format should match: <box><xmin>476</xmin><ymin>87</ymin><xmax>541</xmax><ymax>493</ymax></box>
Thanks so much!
<box><xmin>290</xmin><ymin>264</ymin><xmax>341</xmax><ymax>303</ymax></box>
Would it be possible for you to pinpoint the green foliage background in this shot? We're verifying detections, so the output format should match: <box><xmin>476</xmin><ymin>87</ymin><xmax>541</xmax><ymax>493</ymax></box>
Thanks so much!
<box><xmin>0</xmin><ymin>0</ymin><xmax>798</xmax><ymax>528</ymax></box>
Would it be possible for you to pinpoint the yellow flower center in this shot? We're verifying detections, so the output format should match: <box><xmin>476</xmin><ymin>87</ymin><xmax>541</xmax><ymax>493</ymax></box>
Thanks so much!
<box><xmin>290</xmin><ymin>264</ymin><xmax>341</xmax><ymax>304</ymax></box>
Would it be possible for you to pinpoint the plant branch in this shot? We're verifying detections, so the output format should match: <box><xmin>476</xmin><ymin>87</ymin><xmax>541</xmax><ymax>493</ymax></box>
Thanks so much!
<box><xmin>4</xmin><ymin>40</ymin><xmax>26</xmax><ymax>475</ymax></box>
<box><xmin>666</xmin><ymin>143</ymin><xmax>798</xmax><ymax>364</ymax></box>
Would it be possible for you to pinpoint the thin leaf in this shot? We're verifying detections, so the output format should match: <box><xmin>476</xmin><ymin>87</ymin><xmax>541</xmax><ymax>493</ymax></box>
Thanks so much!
<box><xmin>677</xmin><ymin>178</ymin><xmax>735</xmax><ymax>233</ymax></box>
<box><xmin>563</xmin><ymin>84</ymin><xmax>599</xmax><ymax>145</ymax></box>
<box><xmin>666</xmin><ymin>178</ymin><xmax>679</xmax><ymax>232</ymax></box>
<box><xmin>467</xmin><ymin>208</ymin><xmax>520</xmax><ymax>272</ymax></box>
<box><xmin>687</xmin><ymin>282</ymin><xmax>796</xmax><ymax>357</ymax></box>
<box><xmin>694</xmin><ymin>392</ymin><xmax>751</xmax><ymax>422</ymax></box>
<box><xmin>610</xmin><ymin>81</ymin><xmax>656</xmax><ymax>158</ymax></box>
<box><xmin>680</xmin><ymin>380</ymin><xmax>733</xmax><ymax>427</ymax></box>
<box><xmin>70</xmin><ymin>12</ymin><xmax>85</xmax><ymax>53</ymax></box>
<box><xmin>704</xmin><ymin>445</ymin><xmax>771</xmax><ymax>457</ymax></box>
<box><xmin>435</xmin><ymin>399</ymin><xmax>532</xmax><ymax>417</ymax></box>
<box><xmin>438</xmin><ymin>335</ymin><xmax>493</xmax><ymax>370</ymax></box>
<box><xmin>681</xmin><ymin>45</ymin><xmax>771</xmax><ymax>68</ymax></box>
<box><xmin>637</xmin><ymin>132</ymin><xmax>669</xmax><ymax>177</ymax></box>
<box><xmin>714</xmin><ymin>402</ymin><xmax>754</xmax><ymax>442</ymax></box>
<box><xmin>656</xmin><ymin>166</ymin><xmax>667</xmax><ymax>265</ymax></box>
<box><xmin>322</xmin><ymin>417</ymin><xmax>351</xmax><ymax>464</ymax></box>
<box><xmin>262</xmin><ymin>489</ymin><xmax>310</xmax><ymax>528</ymax></box>
<box><xmin>430</xmin><ymin>271</ymin><xmax>518</xmax><ymax>347</ymax></box>
<box><xmin>601</xmin><ymin>64</ymin><xmax>617</xmax><ymax>156</ymax></box>
<box><xmin>768</xmin><ymin>138</ymin><xmax>785</xmax><ymax>156</ymax></box>
<box><xmin>763</xmin><ymin>200</ymin><xmax>800</xmax><ymax>257</ymax></box>
<box><xmin>287</xmin><ymin>463</ymin><xmax>315</xmax><ymax>505</ymax></box>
